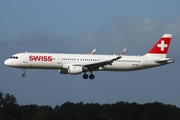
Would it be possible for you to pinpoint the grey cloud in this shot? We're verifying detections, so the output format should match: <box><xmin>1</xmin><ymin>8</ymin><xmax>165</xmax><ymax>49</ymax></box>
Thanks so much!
<box><xmin>5</xmin><ymin>18</ymin><xmax>180</xmax><ymax>55</ymax></box>
<box><xmin>77</xmin><ymin>28</ymin><xmax>110</xmax><ymax>54</ymax></box>
<box><xmin>14</xmin><ymin>30</ymin><xmax>72</xmax><ymax>53</ymax></box>
<box><xmin>165</xmin><ymin>18</ymin><xmax>180</xmax><ymax>34</ymax></box>
<box><xmin>0</xmin><ymin>39</ymin><xmax>14</xmax><ymax>59</ymax></box>
<box><xmin>76</xmin><ymin>17</ymin><xmax>180</xmax><ymax>55</ymax></box>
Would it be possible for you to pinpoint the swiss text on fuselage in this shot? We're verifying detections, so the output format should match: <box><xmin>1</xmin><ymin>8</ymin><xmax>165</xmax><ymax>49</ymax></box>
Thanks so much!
<box><xmin>29</xmin><ymin>55</ymin><xmax>52</xmax><ymax>62</ymax></box>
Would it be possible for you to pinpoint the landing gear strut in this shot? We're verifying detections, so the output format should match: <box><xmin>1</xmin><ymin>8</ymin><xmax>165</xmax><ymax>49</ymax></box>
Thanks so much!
<box><xmin>22</xmin><ymin>69</ymin><xmax>26</xmax><ymax>77</ymax></box>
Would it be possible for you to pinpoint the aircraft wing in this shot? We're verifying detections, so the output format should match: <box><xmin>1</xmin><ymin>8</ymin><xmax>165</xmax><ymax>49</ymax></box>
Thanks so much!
<box><xmin>79</xmin><ymin>48</ymin><xmax>126</xmax><ymax>70</ymax></box>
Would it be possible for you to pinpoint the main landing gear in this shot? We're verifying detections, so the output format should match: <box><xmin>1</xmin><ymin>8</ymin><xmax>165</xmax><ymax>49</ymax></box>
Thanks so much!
<box><xmin>22</xmin><ymin>69</ymin><xmax>26</xmax><ymax>77</ymax></box>
<box><xmin>83</xmin><ymin>72</ymin><xmax>95</xmax><ymax>80</ymax></box>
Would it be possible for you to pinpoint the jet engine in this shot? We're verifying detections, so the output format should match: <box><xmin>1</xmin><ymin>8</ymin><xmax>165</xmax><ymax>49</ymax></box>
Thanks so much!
<box><xmin>59</xmin><ymin>69</ymin><xmax>68</xmax><ymax>74</ymax></box>
<box><xmin>68</xmin><ymin>66</ymin><xmax>83</xmax><ymax>74</ymax></box>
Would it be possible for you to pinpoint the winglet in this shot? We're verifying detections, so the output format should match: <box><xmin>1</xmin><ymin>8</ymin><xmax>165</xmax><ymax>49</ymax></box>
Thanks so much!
<box><xmin>90</xmin><ymin>49</ymin><xmax>96</xmax><ymax>55</ymax></box>
<box><xmin>111</xmin><ymin>48</ymin><xmax>126</xmax><ymax>61</ymax></box>
<box><xmin>120</xmin><ymin>48</ymin><xmax>126</xmax><ymax>57</ymax></box>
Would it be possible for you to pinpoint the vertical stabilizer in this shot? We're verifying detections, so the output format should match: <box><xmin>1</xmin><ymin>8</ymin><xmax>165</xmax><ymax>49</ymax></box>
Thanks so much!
<box><xmin>144</xmin><ymin>34</ymin><xmax>172</xmax><ymax>58</ymax></box>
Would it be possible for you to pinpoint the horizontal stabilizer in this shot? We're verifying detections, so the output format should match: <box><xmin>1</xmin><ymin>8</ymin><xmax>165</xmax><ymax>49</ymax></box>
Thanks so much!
<box><xmin>155</xmin><ymin>59</ymin><xmax>174</xmax><ymax>64</ymax></box>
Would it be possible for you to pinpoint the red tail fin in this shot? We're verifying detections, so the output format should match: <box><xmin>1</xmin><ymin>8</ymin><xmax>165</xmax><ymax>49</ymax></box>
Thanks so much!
<box><xmin>145</xmin><ymin>34</ymin><xmax>172</xmax><ymax>58</ymax></box>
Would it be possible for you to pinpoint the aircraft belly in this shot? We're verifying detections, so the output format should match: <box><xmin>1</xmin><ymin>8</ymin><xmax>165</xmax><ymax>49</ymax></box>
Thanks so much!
<box><xmin>18</xmin><ymin>61</ymin><xmax>62</xmax><ymax>69</ymax></box>
<box><xmin>103</xmin><ymin>62</ymin><xmax>144</xmax><ymax>71</ymax></box>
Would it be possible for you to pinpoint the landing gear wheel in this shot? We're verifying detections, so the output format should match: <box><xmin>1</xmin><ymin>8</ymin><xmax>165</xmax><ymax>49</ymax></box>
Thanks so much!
<box><xmin>22</xmin><ymin>74</ymin><xmax>26</xmax><ymax>77</ymax></box>
<box><xmin>83</xmin><ymin>73</ymin><xmax>88</xmax><ymax>79</ymax></box>
<box><xmin>89</xmin><ymin>74</ymin><xmax>95</xmax><ymax>80</ymax></box>
<box><xmin>22</xmin><ymin>69</ymin><xmax>26</xmax><ymax>77</ymax></box>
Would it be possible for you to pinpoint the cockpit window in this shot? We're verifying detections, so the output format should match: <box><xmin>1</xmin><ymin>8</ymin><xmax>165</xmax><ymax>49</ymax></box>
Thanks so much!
<box><xmin>10</xmin><ymin>56</ymin><xmax>18</xmax><ymax>59</ymax></box>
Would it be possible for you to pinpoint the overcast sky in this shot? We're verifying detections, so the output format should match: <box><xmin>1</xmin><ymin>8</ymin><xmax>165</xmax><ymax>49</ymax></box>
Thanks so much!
<box><xmin>1</xmin><ymin>1</ymin><xmax>180</xmax><ymax>107</ymax></box>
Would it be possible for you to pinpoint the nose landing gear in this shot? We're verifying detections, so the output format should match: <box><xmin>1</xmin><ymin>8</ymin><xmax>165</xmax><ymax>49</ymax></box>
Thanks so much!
<box><xmin>22</xmin><ymin>69</ymin><xmax>26</xmax><ymax>77</ymax></box>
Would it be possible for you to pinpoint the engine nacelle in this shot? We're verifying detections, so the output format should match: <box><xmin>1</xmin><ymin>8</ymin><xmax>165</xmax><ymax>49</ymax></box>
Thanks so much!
<box><xmin>68</xmin><ymin>66</ymin><xmax>83</xmax><ymax>74</ymax></box>
<box><xmin>59</xmin><ymin>69</ymin><xmax>68</xmax><ymax>74</ymax></box>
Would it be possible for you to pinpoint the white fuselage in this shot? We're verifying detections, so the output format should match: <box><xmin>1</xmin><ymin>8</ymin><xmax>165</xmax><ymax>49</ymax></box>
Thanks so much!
<box><xmin>4</xmin><ymin>52</ymin><xmax>168</xmax><ymax>71</ymax></box>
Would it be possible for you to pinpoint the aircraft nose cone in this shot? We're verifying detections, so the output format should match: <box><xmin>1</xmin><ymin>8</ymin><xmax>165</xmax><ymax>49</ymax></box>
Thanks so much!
<box><xmin>4</xmin><ymin>60</ymin><xmax>7</xmax><ymax>65</ymax></box>
<box><xmin>4</xmin><ymin>59</ymin><xmax>10</xmax><ymax>66</ymax></box>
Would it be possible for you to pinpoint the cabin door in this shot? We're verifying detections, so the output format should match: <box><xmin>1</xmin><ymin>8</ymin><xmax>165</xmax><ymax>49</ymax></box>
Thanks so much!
<box><xmin>57</xmin><ymin>56</ymin><xmax>62</xmax><ymax>64</ymax></box>
<box><xmin>23</xmin><ymin>54</ymin><xmax>28</xmax><ymax>63</ymax></box>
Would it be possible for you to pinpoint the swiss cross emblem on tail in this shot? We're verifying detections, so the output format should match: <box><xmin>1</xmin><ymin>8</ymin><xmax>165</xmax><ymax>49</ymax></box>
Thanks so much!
<box><xmin>147</xmin><ymin>34</ymin><xmax>172</xmax><ymax>56</ymax></box>
<box><xmin>157</xmin><ymin>40</ymin><xmax>168</xmax><ymax>51</ymax></box>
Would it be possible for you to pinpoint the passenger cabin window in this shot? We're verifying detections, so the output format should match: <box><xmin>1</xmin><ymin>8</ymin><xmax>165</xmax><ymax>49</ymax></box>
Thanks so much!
<box><xmin>10</xmin><ymin>56</ymin><xmax>18</xmax><ymax>59</ymax></box>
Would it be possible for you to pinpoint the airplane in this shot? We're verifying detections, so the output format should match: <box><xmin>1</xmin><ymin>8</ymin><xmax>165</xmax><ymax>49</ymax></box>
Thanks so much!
<box><xmin>4</xmin><ymin>34</ymin><xmax>174</xmax><ymax>80</ymax></box>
